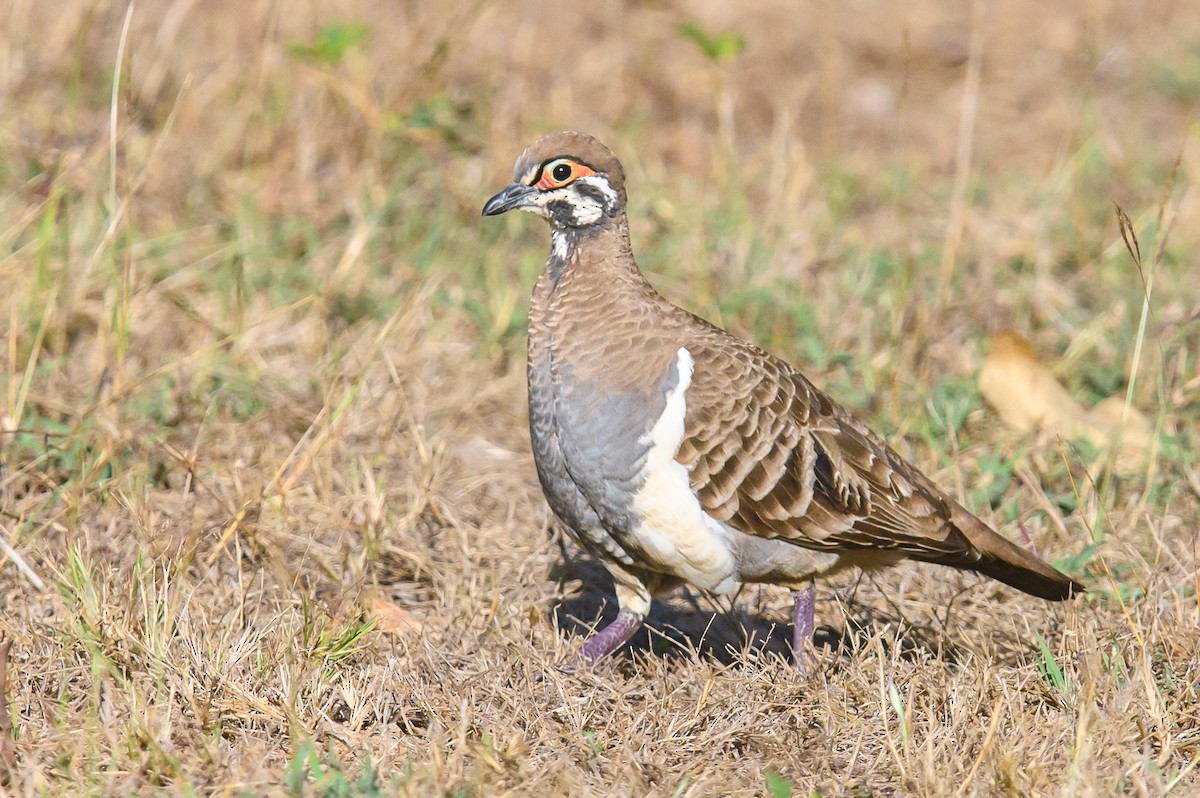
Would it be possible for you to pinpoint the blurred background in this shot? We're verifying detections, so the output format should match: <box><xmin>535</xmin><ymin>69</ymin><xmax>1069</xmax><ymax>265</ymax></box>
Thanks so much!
<box><xmin>2</xmin><ymin>0</ymin><xmax>1200</xmax><ymax>793</ymax></box>
<box><xmin>5</xmin><ymin>0</ymin><xmax>1200</xmax><ymax>393</ymax></box>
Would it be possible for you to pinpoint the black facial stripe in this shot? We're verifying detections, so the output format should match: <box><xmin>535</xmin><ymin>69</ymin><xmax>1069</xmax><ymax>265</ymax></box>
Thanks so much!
<box><xmin>547</xmin><ymin>199</ymin><xmax>575</xmax><ymax>225</ymax></box>
<box><xmin>573</xmin><ymin>182</ymin><xmax>608</xmax><ymax>207</ymax></box>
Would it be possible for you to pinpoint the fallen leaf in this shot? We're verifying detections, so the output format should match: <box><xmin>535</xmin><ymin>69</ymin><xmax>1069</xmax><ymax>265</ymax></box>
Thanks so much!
<box><xmin>979</xmin><ymin>331</ymin><xmax>1152</xmax><ymax>465</ymax></box>
<box><xmin>1087</xmin><ymin>396</ymin><xmax>1153</xmax><ymax>458</ymax></box>
<box><xmin>367</xmin><ymin>595</ymin><xmax>425</xmax><ymax>637</ymax></box>
<box><xmin>979</xmin><ymin>332</ymin><xmax>1090</xmax><ymax>435</ymax></box>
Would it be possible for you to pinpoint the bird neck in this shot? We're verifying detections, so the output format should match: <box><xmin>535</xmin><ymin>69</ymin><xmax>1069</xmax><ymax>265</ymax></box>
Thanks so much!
<box><xmin>529</xmin><ymin>211</ymin><xmax>682</xmax><ymax>394</ymax></box>
<box><xmin>543</xmin><ymin>213</ymin><xmax>644</xmax><ymax>292</ymax></box>
<box><xmin>530</xmin><ymin>211</ymin><xmax>660</xmax><ymax>354</ymax></box>
<box><xmin>548</xmin><ymin>229</ymin><xmax>577</xmax><ymax>275</ymax></box>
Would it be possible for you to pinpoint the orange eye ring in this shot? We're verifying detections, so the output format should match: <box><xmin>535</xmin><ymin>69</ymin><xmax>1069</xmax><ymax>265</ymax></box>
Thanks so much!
<box><xmin>535</xmin><ymin>158</ymin><xmax>595</xmax><ymax>190</ymax></box>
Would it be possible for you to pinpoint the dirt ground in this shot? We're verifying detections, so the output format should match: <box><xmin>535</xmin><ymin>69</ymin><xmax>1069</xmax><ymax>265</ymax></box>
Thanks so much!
<box><xmin>2</xmin><ymin>0</ymin><xmax>1199</xmax><ymax>794</ymax></box>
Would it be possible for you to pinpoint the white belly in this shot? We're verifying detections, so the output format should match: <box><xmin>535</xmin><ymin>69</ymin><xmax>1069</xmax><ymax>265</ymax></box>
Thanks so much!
<box><xmin>627</xmin><ymin>348</ymin><xmax>741</xmax><ymax>593</ymax></box>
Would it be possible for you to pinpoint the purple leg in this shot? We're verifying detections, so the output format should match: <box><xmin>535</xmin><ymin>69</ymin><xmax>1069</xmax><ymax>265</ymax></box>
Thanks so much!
<box><xmin>791</xmin><ymin>582</ymin><xmax>816</xmax><ymax>667</ymax></box>
<box><xmin>581</xmin><ymin>608</ymin><xmax>643</xmax><ymax>663</ymax></box>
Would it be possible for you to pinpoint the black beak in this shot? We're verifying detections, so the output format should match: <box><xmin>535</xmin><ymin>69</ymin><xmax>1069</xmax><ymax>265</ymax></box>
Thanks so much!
<box><xmin>482</xmin><ymin>183</ymin><xmax>536</xmax><ymax>216</ymax></box>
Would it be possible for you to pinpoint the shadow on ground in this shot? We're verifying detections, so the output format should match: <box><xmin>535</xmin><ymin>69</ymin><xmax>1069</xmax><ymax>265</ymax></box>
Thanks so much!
<box><xmin>548</xmin><ymin>545</ymin><xmax>958</xmax><ymax>668</ymax></box>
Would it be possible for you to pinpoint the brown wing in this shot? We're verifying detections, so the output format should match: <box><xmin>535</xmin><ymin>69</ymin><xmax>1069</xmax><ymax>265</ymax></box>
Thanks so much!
<box><xmin>677</xmin><ymin>328</ymin><xmax>1083</xmax><ymax>600</ymax></box>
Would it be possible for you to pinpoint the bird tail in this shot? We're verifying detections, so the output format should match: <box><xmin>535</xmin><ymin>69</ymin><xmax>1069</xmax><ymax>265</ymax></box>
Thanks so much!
<box><xmin>950</xmin><ymin>507</ymin><xmax>1084</xmax><ymax>601</ymax></box>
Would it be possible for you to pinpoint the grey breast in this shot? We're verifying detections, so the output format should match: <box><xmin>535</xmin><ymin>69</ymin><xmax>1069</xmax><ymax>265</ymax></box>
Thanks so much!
<box><xmin>527</xmin><ymin>299</ymin><xmax>681</xmax><ymax>566</ymax></box>
<box><xmin>527</xmin><ymin>333</ymin><xmax>606</xmax><ymax>546</ymax></box>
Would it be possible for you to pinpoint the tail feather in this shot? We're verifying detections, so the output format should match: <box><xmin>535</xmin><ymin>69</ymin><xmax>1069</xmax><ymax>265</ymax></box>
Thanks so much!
<box><xmin>949</xmin><ymin>507</ymin><xmax>1084</xmax><ymax>601</ymax></box>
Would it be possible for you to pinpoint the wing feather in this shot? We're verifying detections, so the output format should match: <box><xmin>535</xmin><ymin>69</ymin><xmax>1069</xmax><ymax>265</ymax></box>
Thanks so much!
<box><xmin>671</xmin><ymin>318</ymin><xmax>1082</xmax><ymax>601</ymax></box>
<box><xmin>678</xmin><ymin>332</ymin><xmax>970</xmax><ymax>561</ymax></box>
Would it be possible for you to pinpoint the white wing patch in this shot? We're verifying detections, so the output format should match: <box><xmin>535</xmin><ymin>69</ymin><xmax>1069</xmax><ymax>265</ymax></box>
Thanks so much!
<box><xmin>630</xmin><ymin>348</ymin><xmax>740</xmax><ymax>594</ymax></box>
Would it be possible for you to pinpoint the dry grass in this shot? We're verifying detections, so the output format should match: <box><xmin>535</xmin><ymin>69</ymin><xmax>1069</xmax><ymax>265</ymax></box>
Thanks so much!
<box><xmin>2</xmin><ymin>0</ymin><xmax>1200</xmax><ymax>795</ymax></box>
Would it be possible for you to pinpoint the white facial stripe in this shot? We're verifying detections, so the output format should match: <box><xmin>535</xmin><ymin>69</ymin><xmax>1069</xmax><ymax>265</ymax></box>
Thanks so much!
<box><xmin>511</xmin><ymin>173</ymin><xmax>618</xmax><ymax>228</ymax></box>
<box><xmin>551</xmin><ymin>230</ymin><xmax>572</xmax><ymax>260</ymax></box>
<box><xmin>575</xmin><ymin>175</ymin><xmax>617</xmax><ymax>205</ymax></box>
<box><xmin>518</xmin><ymin>165</ymin><xmax>539</xmax><ymax>185</ymax></box>
<box><xmin>568</xmin><ymin>195</ymin><xmax>604</xmax><ymax>225</ymax></box>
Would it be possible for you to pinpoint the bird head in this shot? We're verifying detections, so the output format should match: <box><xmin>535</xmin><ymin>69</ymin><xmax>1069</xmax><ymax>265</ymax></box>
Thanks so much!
<box><xmin>482</xmin><ymin>132</ymin><xmax>626</xmax><ymax>230</ymax></box>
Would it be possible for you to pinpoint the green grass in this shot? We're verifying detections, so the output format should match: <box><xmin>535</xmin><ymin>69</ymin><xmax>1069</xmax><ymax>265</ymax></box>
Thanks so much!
<box><xmin>1</xmin><ymin>3</ymin><xmax>1199</xmax><ymax>796</ymax></box>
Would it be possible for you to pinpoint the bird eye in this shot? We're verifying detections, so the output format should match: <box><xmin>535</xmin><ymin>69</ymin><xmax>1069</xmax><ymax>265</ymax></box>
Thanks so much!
<box><xmin>536</xmin><ymin>158</ymin><xmax>595</xmax><ymax>189</ymax></box>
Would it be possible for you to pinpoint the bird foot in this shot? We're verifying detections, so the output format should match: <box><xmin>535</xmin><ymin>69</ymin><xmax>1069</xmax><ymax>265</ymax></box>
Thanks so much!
<box><xmin>791</xmin><ymin>583</ymin><xmax>816</xmax><ymax>672</ymax></box>
<box><xmin>577</xmin><ymin>607</ymin><xmax>643</xmax><ymax>665</ymax></box>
